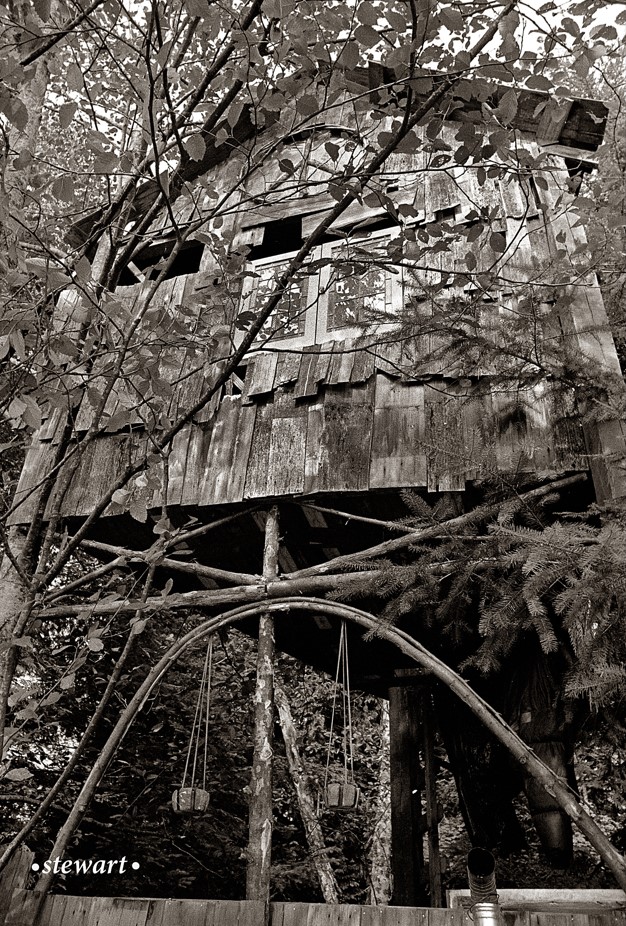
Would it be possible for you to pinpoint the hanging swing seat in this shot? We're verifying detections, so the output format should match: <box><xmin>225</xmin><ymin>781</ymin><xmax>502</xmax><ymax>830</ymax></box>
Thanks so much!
<box><xmin>171</xmin><ymin>787</ymin><xmax>211</xmax><ymax>814</ymax></box>
<box><xmin>322</xmin><ymin>620</ymin><xmax>360</xmax><ymax>813</ymax></box>
<box><xmin>324</xmin><ymin>781</ymin><xmax>360</xmax><ymax>810</ymax></box>
<box><xmin>172</xmin><ymin>637</ymin><xmax>214</xmax><ymax>816</ymax></box>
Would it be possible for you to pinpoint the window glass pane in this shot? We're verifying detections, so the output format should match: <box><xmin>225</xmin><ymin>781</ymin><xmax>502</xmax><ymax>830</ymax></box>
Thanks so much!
<box><xmin>255</xmin><ymin>259</ymin><xmax>307</xmax><ymax>341</ymax></box>
<box><xmin>327</xmin><ymin>246</ymin><xmax>387</xmax><ymax>330</ymax></box>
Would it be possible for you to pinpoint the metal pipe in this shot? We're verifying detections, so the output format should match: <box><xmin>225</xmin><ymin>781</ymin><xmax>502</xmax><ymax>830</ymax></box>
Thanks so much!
<box><xmin>467</xmin><ymin>848</ymin><xmax>503</xmax><ymax>926</ymax></box>
<box><xmin>467</xmin><ymin>847</ymin><xmax>498</xmax><ymax>902</ymax></box>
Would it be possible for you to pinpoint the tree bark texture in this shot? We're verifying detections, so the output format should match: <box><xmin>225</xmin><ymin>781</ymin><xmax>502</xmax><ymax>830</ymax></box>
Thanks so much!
<box><xmin>0</xmin><ymin>528</ymin><xmax>30</xmax><ymax>754</ymax></box>
<box><xmin>275</xmin><ymin>685</ymin><xmax>339</xmax><ymax>904</ymax></box>
<box><xmin>388</xmin><ymin>675</ymin><xmax>428</xmax><ymax>906</ymax></box>
<box><xmin>368</xmin><ymin>700</ymin><xmax>392</xmax><ymax>906</ymax></box>
<box><xmin>246</xmin><ymin>507</ymin><xmax>279</xmax><ymax>905</ymax></box>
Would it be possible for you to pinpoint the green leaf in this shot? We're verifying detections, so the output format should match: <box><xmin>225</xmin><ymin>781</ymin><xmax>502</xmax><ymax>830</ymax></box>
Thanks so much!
<box><xmin>66</xmin><ymin>63</ymin><xmax>84</xmax><ymax>92</ymax></box>
<box><xmin>440</xmin><ymin>8</ymin><xmax>463</xmax><ymax>31</ymax></box>
<box><xmin>87</xmin><ymin>638</ymin><xmax>104</xmax><ymax>653</ymax></box>
<box><xmin>354</xmin><ymin>24</ymin><xmax>381</xmax><ymax>48</ymax></box>
<box><xmin>59</xmin><ymin>102</ymin><xmax>77</xmax><ymax>130</ymax></box>
<box><xmin>341</xmin><ymin>41</ymin><xmax>359</xmax><ymax>70</ymax></box>
<box><xmin>34</xmin><ymin>0</ymin><xmax>52</xmax><ymax>20</ymax></box>
<box><xmin>130</xmin><ymin>501</ymin><xmax>148</xmax><ymax>523</ymax></box>
<box><xmin>356</xmin><ymin>2</ymin><xmax>379</xmax><ymax>26</ymax></box>
<box><xmin>184</xmin><ymin>133</ymin><xmax>206</xmax><ymax>161</ymax></box>
<box><xmin>525</xmin><ymin>74</ymin><xmax>552</xmax><ymax>92</ymax></box>
<box><xmin>495</xmin><ymin>89</ymin><xmax>518</xmax><ymax>125</ymax></box>
<box><xmin>489</xmin><ymin>232</ymin><xmax>506</xmax><ymax>253</ymax></box>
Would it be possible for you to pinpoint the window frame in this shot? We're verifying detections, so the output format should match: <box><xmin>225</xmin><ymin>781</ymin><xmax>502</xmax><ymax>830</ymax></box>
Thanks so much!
<box><xmin>235</xmin><ymin>226</ymin><xmax>403</xmax><ymax>353</ymax></box>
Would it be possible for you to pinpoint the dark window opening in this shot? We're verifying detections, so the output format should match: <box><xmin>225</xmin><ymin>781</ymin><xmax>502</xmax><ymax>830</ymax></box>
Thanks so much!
<box><xmin>558</xmin><ymin>99</ymin><xmax>607</xmax><ymax>152</ymax></box>
<box><xmin>528</xmin><ymin>176</ymin><xmax>543</xmax><ymax>211</ymax></box>
<box><xmin>563</xmin><ymin>157</ymin><xmax>596</xmax><ymax>195</ymax></box>
<box><xmin>248</xmin><ymin>216</ymin><xmax>303</xmax><ymax>260</ymax></box>
<box><xmin>118</xmin><ymin>240</ymin><xmax>205</xmax><ymax>286</ymax></box>
<box><xmin>434</xmin><ymin>206</ymin><xmax>459</xmax><ymax>223</ymax></box>
<box><xmin>246</xmin><ymin>211</ymin><xmax>400</xmax><ymax>262</ymax></box>
<box><xmin>228</xmin><ymin>364</ymin><xmax>247</xmax><ymax>396</ymax></box>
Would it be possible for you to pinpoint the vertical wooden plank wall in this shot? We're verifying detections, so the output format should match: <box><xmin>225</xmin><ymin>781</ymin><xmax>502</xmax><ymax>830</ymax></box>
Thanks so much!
<box><xmin>0</xmin><ymin>845</ymin><xmax>33</xmax><ymax>925</ymax></box>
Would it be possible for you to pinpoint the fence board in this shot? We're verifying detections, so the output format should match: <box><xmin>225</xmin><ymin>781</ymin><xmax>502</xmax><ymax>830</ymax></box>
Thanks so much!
<box><xmin>0</xmin><ymin>846</ymin><xmax>33</xmax><ymax>923</ymax></box>
<box><xmin>3</xmin><ymin>891</ymin><xmax>626</xmax><ymax>926</ymax></box>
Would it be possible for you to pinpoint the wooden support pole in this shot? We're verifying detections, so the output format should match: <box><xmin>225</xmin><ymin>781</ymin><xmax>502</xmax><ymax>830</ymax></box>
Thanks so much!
<box><xmin>422</xmin><ymin>688</ymin><xmax>443</xmax><ymax>907</ymax></box>
<box><xmin>388</xmin><ymin>671</ymin><xmax>428</xmax><ymax>907</ymax></box>
<box><xmin>246</xmin><ymin>507</ymin><xmax>279</xmax><ymax>905</ymax></box>
<box><xmin>275</xmin><ymin>685</ymin><xmax>339</xmax><ymax>904</ymax></box>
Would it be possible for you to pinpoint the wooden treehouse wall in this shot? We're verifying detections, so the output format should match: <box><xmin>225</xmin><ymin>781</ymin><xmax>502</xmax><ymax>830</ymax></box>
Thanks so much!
<box><xmin>9</xmin><ymin>96</ymin><xmax>626</xmax><ymax>529</ymax></box>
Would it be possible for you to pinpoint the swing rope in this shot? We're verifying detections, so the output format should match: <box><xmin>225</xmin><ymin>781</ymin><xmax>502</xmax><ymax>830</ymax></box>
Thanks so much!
<box><xmin>324</xmin><ymin>620</ymin><xmax>356</xmax><ymax>791</ymax></box>
<box><xmin>182</xmin><ymin>636</ymin><xmax>213</xmax><ymax>791</ymax></box>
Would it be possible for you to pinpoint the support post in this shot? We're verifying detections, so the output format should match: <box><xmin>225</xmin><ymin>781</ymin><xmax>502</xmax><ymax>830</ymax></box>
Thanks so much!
<box><xmin>245</xmin><ymin>507</ymin><xmax>279</xmax><ymax>905</ymax></box>
<box><xmin>388</xmin><ymin>670</ymin><xmax>428</xmax><ymax>906</ymax></box>
<box><xmin>275</xmin><ymin>685</ymin><xmax>339</xmax><ymax>903</ymax></box>
<box><xmin>422</xmin><ymin>687</ymin><xmax>443</xmax><ymax>907</ymax></box>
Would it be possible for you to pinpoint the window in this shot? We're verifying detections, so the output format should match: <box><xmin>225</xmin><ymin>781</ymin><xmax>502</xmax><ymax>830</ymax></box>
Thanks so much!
<box><xmin>118</xmin><ymin>238</ymin><xmax>204</xmax><ymax>286</ymax></box>
<box><xmin>235</xmin><ymin>227</ymin><xmax>401</xmax><ymax>351</ymax></box>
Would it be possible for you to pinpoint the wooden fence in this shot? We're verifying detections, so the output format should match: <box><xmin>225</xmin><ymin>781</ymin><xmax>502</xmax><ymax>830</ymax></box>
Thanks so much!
<box><xmin>2</xmin><ymin>850</ymin><xmax>626</xmax><ymax>926</ymax></box>
<box><xmin>4</xmin><ymin>892</ymin><xmax>626</xmax><ymax>926</ymax></box>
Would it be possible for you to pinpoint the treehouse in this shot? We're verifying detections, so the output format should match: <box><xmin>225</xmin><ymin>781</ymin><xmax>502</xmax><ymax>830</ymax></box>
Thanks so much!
<box><xmin>9</xmin><ymin>69</ymin><xmax>626</xmax><ymax>905</ymax></box>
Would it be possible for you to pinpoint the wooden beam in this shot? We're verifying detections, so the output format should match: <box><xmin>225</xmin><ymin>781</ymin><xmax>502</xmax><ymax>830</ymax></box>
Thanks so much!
<box><xmin>423</xmin><ymin>688</ymin><xmax>443</xmax><ymax>907</ymax></box>
<box><xmin>246</xmin><ymin>508</ymin><xmax>279</xmax><ymax>908</ymax></box>
<box><xmin>286</xmin><ymin>474</ymin><xmax>588</xmax><ymax>579</ymax></box>
<box><xmin>388</xmin><ymin>672</ymin><xmax>428</xmax><ymax>907</ymax></box>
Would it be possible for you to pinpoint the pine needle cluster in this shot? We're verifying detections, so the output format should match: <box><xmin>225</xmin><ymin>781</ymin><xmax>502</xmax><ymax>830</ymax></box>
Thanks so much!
<box><xmin>331</xmin><ymin>490</ymin><xmax>626</xmax><ymax>711</ymax></box>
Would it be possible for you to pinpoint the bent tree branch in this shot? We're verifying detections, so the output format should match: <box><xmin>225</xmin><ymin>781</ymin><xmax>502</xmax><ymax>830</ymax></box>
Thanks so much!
<box><xmin>33</xmin><ymin>598</ymin><xmax>626</xmax><ymax>899</ymax></box>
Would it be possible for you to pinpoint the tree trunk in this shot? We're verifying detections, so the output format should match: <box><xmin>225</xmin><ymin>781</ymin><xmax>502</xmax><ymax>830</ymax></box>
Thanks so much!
<box><xmin>368</xmin><ymin>700</ymin><xmax>392</xmax><ymax>905</ymax></box>
<box><xmin>388</xmin><ymin>673</ymin><xmax>428</xmax><ymax>906</ymax></box>
<box><xmin>245</xmin><ymin>508</ymin><xmax>279</xmax><ymax>905</ymax></box>
<box><xmin>275</xmin><ymin>684</ymin><xmax>339</xmax><ymax>903</ymax></box>
<box><xmin>0</xmin><ymin>528</ymin><xmax>30</xmax><ymax>754</ymax></box>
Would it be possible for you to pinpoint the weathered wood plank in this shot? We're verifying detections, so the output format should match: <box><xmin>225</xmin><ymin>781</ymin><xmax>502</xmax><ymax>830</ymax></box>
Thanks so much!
<box><xmin>294</xmin><ymin>347</ymin><xmax>322</xmax><ymax>399</ymax></box>
<box><xmin>4</xmin><ymin>889</ymin><xmax>49</xmax><ymax>925</ymax></box>
<box><xmin>313</xmin><ymin>342</ymin><xmax>334</xmax><ymax>387</ymax></box>
<box><xmin>378</xmin><ymin>904</ymin><xmax>426</xmax><ymax>926</ymax></box>
<box><xmin>350</xmin><ymin>343</ymin><xmax>375</xmax><ymax>384</ymax></box>
<box><xmin>246</xmin><ymin>353</ymin><xmax>279</xmax><ymax>399</ymax></box>
<box><xmin>312</xmin><ymin>392</ymin><xmax>373</xmax><ymax>493</ymax></box>
<box><xmin>236</xmin><ymin>901</ymin><xmax>269</xmax><ymax>926</ymax></box>
<box><xmin>370</xmin><ymin>377</ymin><xmax>426</xmax><ymax>489</ymax></box>
<box><xmin>201</xmin><ymin>398</ymin><xmax>243</xmax><ymax>505</ymax></box>
<box><xmin>328</xmin><ymin>339</ymin><xmax>355</xmax><ymax>385</ymax></box>
<box><xmin>267</xmin><ymin>414</ymin><xmax>307</xmax><ymax>496</ymax></box>
<box><xmin>46</xmin><ymin>895</ymin><xmax>70</xmax><ymax>926</ymax></box>
<box><xmin>164</xmin><ymin>423</ymin><xmax>193</xmax><ymax>507</ymax></box>
<box><xmin>424</xmin><ymin>386</ymin><xmax>466</xmax><ymax>492</ymax></box>
<box><xmin>180</xmin><ymin>425</ymin><xmax>211</xmax><ymax>507</ymax></box>
<box><xmin>7</xmin><ymin>438</ymin><xmax>53</xmax><ymax>525</ymax></box>
<box><xmin>0</xmin><ymin>842</ymin><xmax>33</xmax><ymax>921</ymax></box>
<box><xmin>244</xmin><ymin>403</ymin><xmax>274</xmax><ymax>499</ymax></box>
<box><xmin>88</xmin><ymin>896</ymin><xmax>150</xmax><ymax>926</ymax></box>
<box><xmin>58</xmin><ymin>895</ymin><xmax>95</xmax><ymax>926</ymax></box>
<box><xmin>279</xmin><ymin>902</ymin><xmax>310</xmax><ymax>926</ymax></box>
<box><xmin>304</xmin><ymin>405</ymin><xmax>324</xmax><ymax>495</ymax></box>
<box><xmin>228</xmin><ymin>403</ymin><xmax>259</xmax><ymax>503</ymax></box>
<box><xmin>275</xmin><ymin>352</ymin><xmax>303</xmax><ymax>388</ymax></box>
